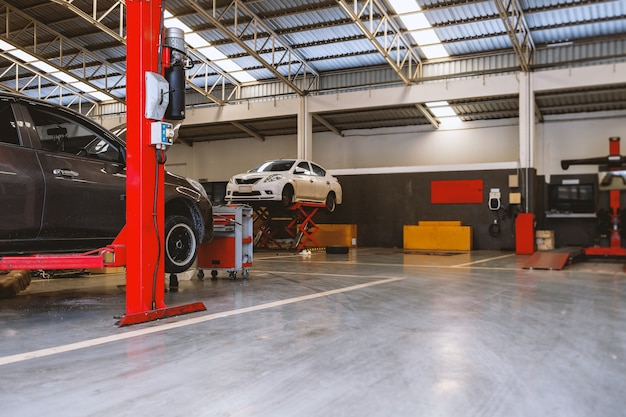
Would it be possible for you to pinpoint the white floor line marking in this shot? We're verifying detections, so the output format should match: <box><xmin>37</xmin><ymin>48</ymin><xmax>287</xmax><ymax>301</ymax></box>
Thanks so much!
<box><xmin>452</xmin><ymin>253</ymin><xmax>517</xmax><ymax>268</ymax></box>
<box><xmin>0</xmin><ymin>276</ymin><xmax>403</xmax><ymax>367</ymax></box>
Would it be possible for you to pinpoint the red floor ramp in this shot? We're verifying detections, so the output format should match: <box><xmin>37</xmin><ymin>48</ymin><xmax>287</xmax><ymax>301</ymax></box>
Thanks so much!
<box><xmin>522</xmin><ymin>249</ymin><xmax>584</xmax><ymax>270</ymax></box>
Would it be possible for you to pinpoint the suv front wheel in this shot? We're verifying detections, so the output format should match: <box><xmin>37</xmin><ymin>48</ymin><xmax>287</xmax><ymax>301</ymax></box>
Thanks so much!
<box><xmin>165</xmin><ymin>215</ymin><xmax>198</xmax><ymax>273</ymax></box>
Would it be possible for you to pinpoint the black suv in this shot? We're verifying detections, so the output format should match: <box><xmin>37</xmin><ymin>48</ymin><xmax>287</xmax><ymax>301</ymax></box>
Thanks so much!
<box><xmin>0</xmin><ymin>92</ymin><xmax>212</xmax><ymax>273</ymax></box>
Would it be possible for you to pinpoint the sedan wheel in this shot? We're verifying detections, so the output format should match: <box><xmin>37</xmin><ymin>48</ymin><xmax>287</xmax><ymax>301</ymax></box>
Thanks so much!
<box><xmin>165</xmin><ymin>215</ymin><xmax>198</xmax><ymax>273</ymax></box>
<box><xmin>326</xmin><ymin>193</ymin><xmax>337</xmax><ymax>212</ymax></box>
<box><xmin>281</xmin><ymin>186</ymin><xmax>294</xmax><ymax>207</ymax></box>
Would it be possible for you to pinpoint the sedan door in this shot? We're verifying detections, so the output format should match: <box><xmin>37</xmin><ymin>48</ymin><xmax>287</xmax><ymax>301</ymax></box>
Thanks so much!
<box><xmin>0</xmin><ymin>100</ymin><xmax>44</xmax><ymax>242</ymax></box>
<box><xmin>292</xmin><ymin>160</ymin><xmax>315</xmax><ymax>200</ymax></box>
<box><xmin>309</xmin><ymin>162</ymin><xmax>333</xmax><ymax>202</ymax></box>
<box><xmin>22</xmin><ymin>102</ymin><xmax>126</xmax><ymax>242</ymax></box>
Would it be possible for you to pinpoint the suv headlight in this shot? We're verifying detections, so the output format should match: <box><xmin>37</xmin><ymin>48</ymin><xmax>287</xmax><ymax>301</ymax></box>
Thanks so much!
<box><xmin>264</xmin><ymin>174</ymin><xmax>283</xmax><ymax>183</ymax></box>
<box><xmin>187</xmin><ymin>178</ymin><xmax>210</xmax><ymax>201</ymax></box>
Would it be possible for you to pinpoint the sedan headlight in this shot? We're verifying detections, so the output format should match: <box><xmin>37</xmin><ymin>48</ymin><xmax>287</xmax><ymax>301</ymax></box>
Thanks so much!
<box><xmin>187</xmin><ymin>178</ymin><xmax>210</xmax><ymax>201</ymax></box>
<box><xmin>264</xmin><ymin>174</ymin><xmax>283</xmax><ymax>183</ymax></box>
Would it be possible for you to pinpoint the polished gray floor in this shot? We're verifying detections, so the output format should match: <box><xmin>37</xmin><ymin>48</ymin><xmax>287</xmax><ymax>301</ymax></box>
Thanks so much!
<box><xmin>1</xmin><ymin>248</ymin><xmax>625</xmax><ymax>417</ymax></box>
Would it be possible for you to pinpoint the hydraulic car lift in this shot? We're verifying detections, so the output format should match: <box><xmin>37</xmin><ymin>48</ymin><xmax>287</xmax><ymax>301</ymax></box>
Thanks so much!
<box><xmin>254</xmin><ymin>202</ymin><xmax>326</xmax><ymax>251</ymax></box>
<box><xmin>0</xmin><ymin>0</ymin><xmax>206</xmax><ymax>325</ymax></box>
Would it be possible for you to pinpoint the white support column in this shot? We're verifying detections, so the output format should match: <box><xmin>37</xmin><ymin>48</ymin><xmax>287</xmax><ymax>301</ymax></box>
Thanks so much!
<box><xmin>297</xmin><ymin>96</ymin><xmax>313</xmax><ymax>160</ymax></box>
<box><xmin>519</xmin><ymin>72</ymin><xmax>535</xmax><ymax>212</ymax></box>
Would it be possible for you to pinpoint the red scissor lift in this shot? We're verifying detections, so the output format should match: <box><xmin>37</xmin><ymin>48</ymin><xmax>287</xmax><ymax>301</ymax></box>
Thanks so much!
<box><xmin>254</xmin><ymin>202</ymin><xmax>326</xmax><ymax>251</ymax></box>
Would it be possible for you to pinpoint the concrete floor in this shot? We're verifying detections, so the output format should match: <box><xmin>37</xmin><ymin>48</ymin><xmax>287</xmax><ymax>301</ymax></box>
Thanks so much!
<box><xmin>1</xmin><ymin>248</ymin><xmax>625</xmax><ymax>417</ymax></box>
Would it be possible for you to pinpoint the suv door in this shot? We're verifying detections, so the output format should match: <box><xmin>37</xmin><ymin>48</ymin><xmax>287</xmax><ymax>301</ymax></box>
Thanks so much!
<box><xmin>21</xmin><ymin>101</ymin><xmax>126</xmax><ymax>242</ymax></box>
<box><xmin>0</xmin><ymin>99</ymin><xmax>44</xmax><ymax>243</ymax></box>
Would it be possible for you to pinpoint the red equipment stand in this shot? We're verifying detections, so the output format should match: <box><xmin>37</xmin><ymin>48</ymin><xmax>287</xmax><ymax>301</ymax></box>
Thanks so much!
<box><xmin>584</xmin><ymin>137</ymin><xmax>626</xmax><ymax>257</ymax></box>
<box><xmin>515</xmin><ymin>213</ymin><xmax>535</xmax><ymax>255</ymax></box>
<box><xmin>559</xmin><ymin>136</ymin><xmax>626</xmax><ymax>259</ymax></box>
<box><xmin>284</xmin><ymin>202</ymin><xmax>325</xmax><ymax>251</ymax></box>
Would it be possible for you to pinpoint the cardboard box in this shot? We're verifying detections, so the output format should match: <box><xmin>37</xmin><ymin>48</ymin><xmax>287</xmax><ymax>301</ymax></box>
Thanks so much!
<box><xmin>536</xmin><ymin>230</ymin><xmax>555</xmax><ymax>251</ymax></box>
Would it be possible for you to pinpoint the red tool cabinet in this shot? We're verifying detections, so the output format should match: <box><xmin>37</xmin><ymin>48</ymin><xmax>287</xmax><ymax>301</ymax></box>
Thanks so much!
<box><xmin>197</xmin><ymin>205</ymin><xmax>253</xmax><ymax>279</ymax></box>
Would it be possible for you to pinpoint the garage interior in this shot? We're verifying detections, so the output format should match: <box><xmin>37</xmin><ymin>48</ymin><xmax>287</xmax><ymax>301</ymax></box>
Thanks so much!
<box><xmin>1</xmin><ymin>0</ymin><xmax>626</xmax><ymax>415</ymax></box>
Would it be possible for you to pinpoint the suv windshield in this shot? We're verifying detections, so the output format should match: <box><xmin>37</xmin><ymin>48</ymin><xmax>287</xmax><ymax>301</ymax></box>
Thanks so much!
<box><xmin>250</xmin><ymin>160</ymin><xmax>295</xmax><ymax>173</ymax></box>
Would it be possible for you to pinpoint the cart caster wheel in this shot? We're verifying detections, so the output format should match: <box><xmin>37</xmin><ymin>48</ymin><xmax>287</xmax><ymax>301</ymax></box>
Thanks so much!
<box><xmin>197</xmin><ymin>270</ymin><xmax>205</xmax><ymax>280</ymax></box>
<box><xmin>242</xmin><ymin>270</ymin><xmax>249</xmax><ymax>279</ymax></box>
<box><xmin>228</xmin><ymin>271</ymin><xmax>237</xmax><ymax>280</ymax></box>
<box><xmin>211</xmin><ymin>270</ymin><xmax>218</xmax><ymax>279</ymax></box>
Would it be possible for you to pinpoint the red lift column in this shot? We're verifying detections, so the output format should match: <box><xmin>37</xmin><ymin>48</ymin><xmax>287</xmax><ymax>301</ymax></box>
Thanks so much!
<box><xmin>119</xmin><ymin>0</ymin><xmax>205</xmax><ymax>325</ymax></box>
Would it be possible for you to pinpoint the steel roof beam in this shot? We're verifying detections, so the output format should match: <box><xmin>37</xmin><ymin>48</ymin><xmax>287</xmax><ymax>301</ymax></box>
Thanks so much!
<box><xmin>493</xmin><ymin>0</ymin><xmax>535</xmax><ymax>72</ymax></box>
<box><xmin>335</xmin><ymin>0</ymin><xmax>422</xmax><ymax>85</ymax></box>
<box><xmin>415</xmin><ymin>104</ymin><xmax>440</xmax><ymax>129</ymax></box>
<box><xmin>0</xmin><ymin>51</ymin><xmax>101</xmax><ymax>114</ymax></box>
<box><xmin>312</xmin><ymin>114</ymin><xmax>343</xmax><ymax>136</ymax></box>
<box><xmin>0</xmin><ymin>2</ymin><xmax>125</xmax><ymax>103</ymax></box>
<box><xmin>46</xmin><ymin>0</ymin><xmax>236</xmax><ymax>106</ymax></box>
<box><xmin>180</xmin><ymin>0</ymin><xmax>319</xmax><ymax>96</ymax></box>
<box><xmin>231</xmin><ymin>121</ymin><xmax>265</xmax><ymax>142</ymax></box>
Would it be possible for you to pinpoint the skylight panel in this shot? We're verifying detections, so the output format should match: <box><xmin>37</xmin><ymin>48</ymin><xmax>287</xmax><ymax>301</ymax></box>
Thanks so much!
<box><xmin>426</xmin><ymin>101</ymin><xmax>462</xmax><ymax>126</ymax></box>
<box><xmin>387</xmin><ymin>0</ymin><xmax>449</xmax><ymax>59</ymax></box>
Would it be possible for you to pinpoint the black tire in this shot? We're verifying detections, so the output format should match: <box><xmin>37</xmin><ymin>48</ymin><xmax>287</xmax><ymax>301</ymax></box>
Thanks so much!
<box><xmin>326</xmin><ymin>192</ymin><xmax>337</xmax><ymax>213</ymax></box>
<box><xmin>165</xmin><ymin>215</ymin><xmax>198</xmax><ymax>274</ymax></box>
<box><xmin>326</xmin><ymin>245</ymin><xmax>349</xmax><ymax>254</ymax></box>
<box><xmin>281</xmin><ymin>185</ymin><xmax>294</xmax><ymax>207</ymax></box>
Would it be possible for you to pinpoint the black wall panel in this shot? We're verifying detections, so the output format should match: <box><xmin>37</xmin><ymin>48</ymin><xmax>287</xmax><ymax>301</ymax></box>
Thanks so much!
<box><xmin>316</xmin><ymin>169</ymin><xmax>530</xmax><ymax>250</ymax></box>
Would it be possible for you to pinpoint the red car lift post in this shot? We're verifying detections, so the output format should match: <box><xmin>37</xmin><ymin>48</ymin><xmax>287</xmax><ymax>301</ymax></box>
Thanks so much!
<box><xmin>117</xmin><ymin>0</ymin><xmax>205</xmax><ymax>326</ymax></box>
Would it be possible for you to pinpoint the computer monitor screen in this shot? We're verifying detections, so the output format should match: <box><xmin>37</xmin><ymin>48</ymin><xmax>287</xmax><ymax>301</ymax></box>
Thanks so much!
<box><xmin>547</xmin><ymin>183</ymin><xmax>595</xmax><ymax>213</ymax></box>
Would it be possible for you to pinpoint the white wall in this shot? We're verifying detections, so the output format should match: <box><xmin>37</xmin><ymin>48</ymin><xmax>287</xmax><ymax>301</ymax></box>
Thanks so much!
<box><xmin>167</xmin><ymin>119</ymin><xmax>520</xmax><ymax>182</ymax></box>
<box><xmin>537</xmin><ymin>115</ymin><xmax>626</xmax><ymax>181</ymax></box>
<box><xmin>166</xmin><ymin>112</ymin><xmax>626</xmax><ymax>183</ymax></box>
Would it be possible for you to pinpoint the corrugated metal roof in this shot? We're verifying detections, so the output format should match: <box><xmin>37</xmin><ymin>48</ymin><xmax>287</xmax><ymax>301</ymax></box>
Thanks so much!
<box><xmin>0</xmin><ymin>0</ymin><xmax>623</xmax><ymax>136</ymax></box>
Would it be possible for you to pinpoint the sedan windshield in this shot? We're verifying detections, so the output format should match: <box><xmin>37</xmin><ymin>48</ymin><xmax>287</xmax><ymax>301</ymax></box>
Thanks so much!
<box><xmin>250</xmin><ymin>160</ymin><xmax>295</xmax><ymax>173</ymax></box>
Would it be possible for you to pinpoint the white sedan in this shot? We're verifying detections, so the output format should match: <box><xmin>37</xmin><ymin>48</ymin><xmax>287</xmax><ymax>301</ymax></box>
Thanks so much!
<box><xmin>226</xmin><ymin>159</ymin><xmax>342</xmax><ymax>212</ymax></box>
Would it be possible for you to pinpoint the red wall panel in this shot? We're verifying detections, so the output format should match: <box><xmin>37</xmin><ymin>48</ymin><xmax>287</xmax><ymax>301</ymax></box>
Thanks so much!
<box><xmin>431</xmin><ymin>179</ymin><xmax>484</xmax><ymax>204</ymax></box>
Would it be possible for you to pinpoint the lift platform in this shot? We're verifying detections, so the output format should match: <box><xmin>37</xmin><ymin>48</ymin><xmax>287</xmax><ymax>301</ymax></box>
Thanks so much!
<box><xmin>522</xmin><ymin>248</ymin><xmax>585</xmax><ymax>270</ymax></box>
